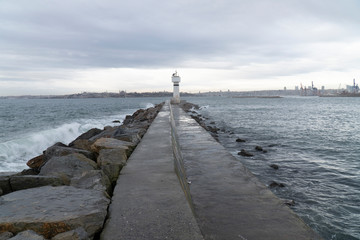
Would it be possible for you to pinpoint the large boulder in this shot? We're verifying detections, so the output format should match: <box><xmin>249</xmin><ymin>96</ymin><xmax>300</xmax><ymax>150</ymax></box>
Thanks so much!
<box><xmin>90</xmin><ymin>138</ymin><xmax>134</xmax><ymax>155</ymax></box>
<box><xmin>44</xmin><ymin>144</ymin><xmax>96</xmax><ymax>162</ymax></box>
<box><xmin>8</xmin><ymin>230</ymin><xmax>45</xmax><ymax>240</ymax></box>
<box><xmin>97</xmin><ymin>148</ymin><xmax>127</xmax><ymax>184</ymax></box>
<box><xmin>88</xmin><ymin>127</ymin><xmax>117</xmax><ymax>142</ymax></box>
<box><xmin>69</xmin><ymin>128</ymin><xmax>102</xmax><ymax>143</ymax></box>
<box><xmin>39</xmin><ymin>153</ymin><xmax>98</xmax><ymax>182</ymax></box>
<box><xmin>51</xmin><ymin>227</ymin><xmax>89</xmax><ymax>240</ymax></box>
<box><xmin>9</xmin><ymin>175</ymin><xmax>64</xmax><ymax>191</ymax></box>
<box><xmin>68</xmin><ymin>139</ymin><xmax>93</xmax><ymax>152</ymax></box>
<box><xmin>0</xmin><ymin>231</ymin><xmax>13</xmax><ymax>239</ymax></box>
<box><xmin>112</xmin><ymin>126</ymin><xmax>142</xmax><ymax>144</ymax></box>
<box><xmin>26</xmin><ymin>155</ymin><xmax>45</xmax><ymax>170</ymax></box>
<box><xmin>0</xmin><ymin>172</ymin><xmax>17</xmax><ymax>195</ymax></box>
<box><xmin>0</xmin><ymin>186</ymin><xmax>110</xmax><ymax>239</ymax></box>
<box><xmin>71</xmin><ymin>170</ymin><xmax>111</xmax><ymax>195</ymax></box>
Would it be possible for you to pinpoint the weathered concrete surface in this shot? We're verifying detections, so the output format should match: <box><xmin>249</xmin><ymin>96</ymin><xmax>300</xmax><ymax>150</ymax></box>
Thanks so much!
<box><xmin>0</xmin><ymin>186</ymin><xmax>109</xmax><ymax>239</ymax></box>
<box><xmin>100</xmin><ymin>103</ymin><xmax>203</xmax><ymax>240</ymax></box>
<box><xmin>172</xmin><ymin>104</ymin><xmax>321</xmax><ymax>240</ymax></box>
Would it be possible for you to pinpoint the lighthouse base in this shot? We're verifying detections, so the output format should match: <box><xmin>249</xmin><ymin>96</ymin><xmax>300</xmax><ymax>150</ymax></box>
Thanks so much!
<box><xmin>171</xmin><ymin>97</ymin><xmax>180</xmax><ymax>104</ymax></box>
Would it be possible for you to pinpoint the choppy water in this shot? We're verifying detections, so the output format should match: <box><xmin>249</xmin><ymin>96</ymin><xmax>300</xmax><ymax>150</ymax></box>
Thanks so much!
<box><xmin>0</xmin><ymin>97</ymin><xmax>164</xmax><ymax>171</ymax></box>
<box><xmin>1</xmin><ymin>96</ymin><xmax>359</xmax><ymax>239</ymax></box>
<box><xmin>185</xmin><ymin>96</ymin><xmax>360</xmax><ymax>240</ymax></box>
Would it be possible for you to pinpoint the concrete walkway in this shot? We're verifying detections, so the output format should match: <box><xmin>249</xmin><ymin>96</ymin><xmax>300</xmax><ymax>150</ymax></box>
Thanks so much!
<box><xmin>100</xmin><ymin>103</ymin><xmax>203</xmax><ymax>240</ymax></box>
<box><xmin>171</xmin><ymin>104</ymin><xmax>321</xmax><ymax>240</ymax></box>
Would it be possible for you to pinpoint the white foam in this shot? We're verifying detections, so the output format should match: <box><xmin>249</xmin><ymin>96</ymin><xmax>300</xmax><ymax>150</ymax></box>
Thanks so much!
<box><xmin>0</xmin><ymin>113</ymin><xmax>128</xmax><ymax>172</ymax></box>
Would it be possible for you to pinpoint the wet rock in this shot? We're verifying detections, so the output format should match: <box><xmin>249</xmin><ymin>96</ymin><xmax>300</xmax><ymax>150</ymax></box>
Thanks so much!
<box><xmin>283</xmin><ymin>199</ymin><xmax>296</xmax><ymax>206</ymax></box>
<box><xmin>207</xmin><ymin>126</ymin><xmax>219</xmax><ymax>134</ymax></box>
<box><xmin>89</xmin><ymin>126</ymin><xmax>117</xmax><ymax>142</ymax></box>
<box><xmin>112</xmin><ymin>126</ymin><xmax>143</xmax><ymax>144</ymax></box>
<box><xmin>68</xmin><ymin>139</ymin><xmax>93</xmax><ymax>152</ymax></box>
<box><xmin>270</xmin><ymin>164</ymin><xmax>279</xmax><ymax>170</ymax></box>
<box><xmin>52</xmin><ymin>227</ymin><xmax>89</xmax><ymax>240</ymax></box>
<box><xmin>255</xmin><ymin>146</ymin><xmax>263</xmax><ymax>151</ymax></box>
<box><xmin>9</xmin><ymin>230</ymin><xmax>45</xmax><ymax>240</ymax></box>
<box><xmin>91</xmin><ymin>138</ymin><xmax>134</xmax><ymax>155</ymax></box>
<box><xmin>26</xmin><ymin>155</ymin><xmax>45</xmax><ymax>170</ymax></box>
<box><xmin>0</xmin><ymin>186</ymin><xmax>109</xmax><ymax>239</ymax></box>
<box><xmin>268</xmin><ymin>144</ymin><xmax>278</xmax><ymax>147</ymax></box>
<box><xmin>269</xmin><ymin>181</ymin><xmax>285</xmax><ymax>188</ymax></box>
<box><xmin>9</xmin><ymin>175</ymin><xmax>64</xmax><ymax>191</ymax></box>
<box><xmin>44</xmin><ymin>144</ymin><xmax>96</xmax><ymax>163</ymax></box>
<box><xmin>18</xmin><ymin>168</ymin><xmax>39</xmax><ymax>175</ymax></box>
<box><xmin>236</xmin><ymin>138</ymin><xmax>246</xmax><ymax>142</ymax></box>
<box><xmin>238</xmin><ymin>149</ymin><xmax>254</xmax><ymax>157</ymax></box>
<box><xmin>0</xmin><ymin>231</ymin><xmax>13</xmax><ymax>240</ymax></box>
<box><xmin>71</xmin><ymin>170</ymin><xmax>111</xmax><ymax>195</ymax></box>
<box><xmin>97</xmin><ymin>148</ymin><xmax>127</xmax><ymax>184</ymax></box>
<box><xmin>69</xmin><ymin>128</ymin><xmax>102</xmax><ymax>143</ymax></box>
<box><xmin>112</xmin><ymin>120</ymin><xmax>121</xmax><ymax>123</ymax></box>
<box><xmin>209</xmin><ymin>121</ymin><xmax>215</xmax><ymax>125</ymax></box>
<box><xmin>0</xmin><ymin>172</ymin><xmax>16</xmax><ymax>195</ymax></box>
<box><xmin>39</xmin><ymin>153</ymin><xmax>98</xmax><ymax>182</ymax></box>
<box><xmin>179</xmin><ymin>101</ymin><xmax>200</xmax><ymax>112</ymax></box>
<box><xmin>0</xmin><ymin>188</ymin><xmax>2</xmax><ymax>196</ymax></box>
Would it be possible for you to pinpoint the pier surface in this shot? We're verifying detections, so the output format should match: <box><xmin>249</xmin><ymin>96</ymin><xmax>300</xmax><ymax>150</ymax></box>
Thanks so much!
<box><xmin>101</xmin><ymin>102</ymin><xmax>321</xmax><ymax>240</ymax></box>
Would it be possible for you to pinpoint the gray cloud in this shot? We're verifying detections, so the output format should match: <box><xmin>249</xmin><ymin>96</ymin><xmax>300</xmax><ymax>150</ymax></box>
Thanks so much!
<box><xmin>0</xmin><ymin>0</ymin><xmax>360</xmax><ymax>94</ymax></box>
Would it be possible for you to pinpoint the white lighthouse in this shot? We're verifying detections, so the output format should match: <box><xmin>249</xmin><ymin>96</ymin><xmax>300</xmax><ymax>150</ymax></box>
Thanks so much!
<box><xmin>171</xmin><ymin>71</ymin><xmax>181</xmax><ymax>104</ymax></box>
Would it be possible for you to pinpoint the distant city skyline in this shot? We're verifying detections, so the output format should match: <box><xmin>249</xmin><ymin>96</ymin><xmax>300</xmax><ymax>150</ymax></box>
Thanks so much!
<box><xmin>1</xmin><ymin>1</ymin><xmax>360</xmax><ymax>96</ymax></box>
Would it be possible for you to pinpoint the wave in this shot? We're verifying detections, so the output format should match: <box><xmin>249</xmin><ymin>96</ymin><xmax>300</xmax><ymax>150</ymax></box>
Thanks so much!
<box><xmin>0</xmin><ymin>113</ymin><xmax>127</xmax><ymax>172</ymax></box>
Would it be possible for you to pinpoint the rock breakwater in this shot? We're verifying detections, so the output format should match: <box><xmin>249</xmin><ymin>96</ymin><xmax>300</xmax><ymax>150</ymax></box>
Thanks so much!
<box><xmin>0</xmin><ymin>102</ymin><xmax>164</xmax><ymax>239</ymax></box>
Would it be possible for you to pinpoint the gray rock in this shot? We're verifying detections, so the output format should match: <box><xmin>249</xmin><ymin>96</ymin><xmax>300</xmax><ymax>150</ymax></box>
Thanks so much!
<box><xmin>68</xmin><ymin>139</ymin><xmax>93</xmax><ymax>152</ymax></box>
<box><xmin>0</xmin><ymin>188</ymin><xmax>2</xmax><ymax>196</ymax></box>
<box><xmin>0</xmin><ymin>186</ymin><xmax>110</xmax><ymax>239</ymax></box>
<box><xmin>39</xmin><ymin>153</ymin><xmax>98</xmax><ymax>181</ymax></box>
<box><xmin>69</xmin><ymin>128</ymin><xmax>102</xmax><ymax>143</ymax></box>
<box><xmin>71</xmin><ymin>170</ymin><xmax>111</xmax><ymax>195</ymax></box>
<box><xmin>10</xmin><ymin>175</ymin><xmax>65</xmax><ymax>191</ymax></box>
<box><xmin>0</xmin><ymin>231</ymin><xmax>13</xmax><ymax>240</ymax></box>
<box><xmin>270</xmin><ymin>164</ymin><xmax>279</xmax><ymax>170</ymax></box>
<box><xmin>236</xmin><ymin>138</ymin><xmax>246</xmax><ymax>142</ymax></box>
<box><xmin>44</xmin><ymin>145</ymin><xmax>96</xmax><ymax>162</ymax></box>
<box><xmin>269</xmin><ymin>181</ymin><xmax>285</xmax><ymax>188</ymax></box>
<box><xmin>9</xmin><ymin>230</ymin><xmax>45</xmax><ymax>240</ymax></box>
<box><xmin>97</xmin><ymin>149</ymin><xmax>127</xmax><ymax>184</ymax></box>
<box><xmin>0</xmin><ymin>172</ymin><xmax>17</xmax><ymax>195</ymax></box>
<box><xmin>112</xmin><ymin>127</ymin><xmax>142</xmax><ymax>144</ymax></box>
<box><xmin>90</xmin><ymin>138</ymin><xmax>134</xmax><ymax>155</ymax></box>
<box><xmin>51</xmin><ymin>227</ymin><xmax>89</xmax><ymax>240</ymax></box>
<box><xmin>238</xmin><ymin>149</ymin><xmax>254</xmax><ymax>157</ymax></box>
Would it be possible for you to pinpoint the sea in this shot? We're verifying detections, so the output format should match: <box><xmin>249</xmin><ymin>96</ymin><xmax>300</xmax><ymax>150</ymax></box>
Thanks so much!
<box><xmin>0</xmin><ymin>96</ymin><xmax>359</xmax><ymax>240</ymax></box>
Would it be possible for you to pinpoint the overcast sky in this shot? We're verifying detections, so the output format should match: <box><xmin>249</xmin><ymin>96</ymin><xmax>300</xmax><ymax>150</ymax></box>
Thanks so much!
<box><xmin>1</xmin><ymin>0</ymin><xmax>360</xmax><ymax>95</ymax></box>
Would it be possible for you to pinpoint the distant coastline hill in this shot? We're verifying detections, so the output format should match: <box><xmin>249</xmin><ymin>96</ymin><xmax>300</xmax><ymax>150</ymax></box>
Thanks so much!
<box><xmin>0</xmin><ymin>91</ymin><xmax>196</xmax><ymax>99</ymax></box>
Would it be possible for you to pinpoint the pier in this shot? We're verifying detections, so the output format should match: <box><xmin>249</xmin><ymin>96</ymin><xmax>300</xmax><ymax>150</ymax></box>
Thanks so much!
<box><xmin>101</xmin><ymin>101</ymin><xmax>321</xmax><ymax>240</ymax></box>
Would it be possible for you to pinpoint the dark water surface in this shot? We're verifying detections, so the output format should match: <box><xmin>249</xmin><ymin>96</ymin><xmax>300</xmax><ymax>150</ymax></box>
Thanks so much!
<box><xmin>184</xmin><ymin>96</ymin><xmax>360</xmax><ymax>240</ymax></box>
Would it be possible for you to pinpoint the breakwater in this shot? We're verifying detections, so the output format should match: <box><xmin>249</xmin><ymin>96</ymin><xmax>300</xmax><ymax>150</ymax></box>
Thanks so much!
<box><xmin>0</xmin><ymin>103</ymin><xmax>164</xmax><ymax>239</ymax></box>
<box><xmin>0</xmin><ymin>101</ymin><xmax>321</xmax><ymax>239</ymax></box>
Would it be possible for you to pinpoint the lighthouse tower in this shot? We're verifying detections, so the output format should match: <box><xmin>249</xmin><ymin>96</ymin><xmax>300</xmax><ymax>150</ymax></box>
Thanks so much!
<box><xmin>171</xmin><ymin>71</ymin><xmax>181</xmax><ymax>104</ymax></box>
